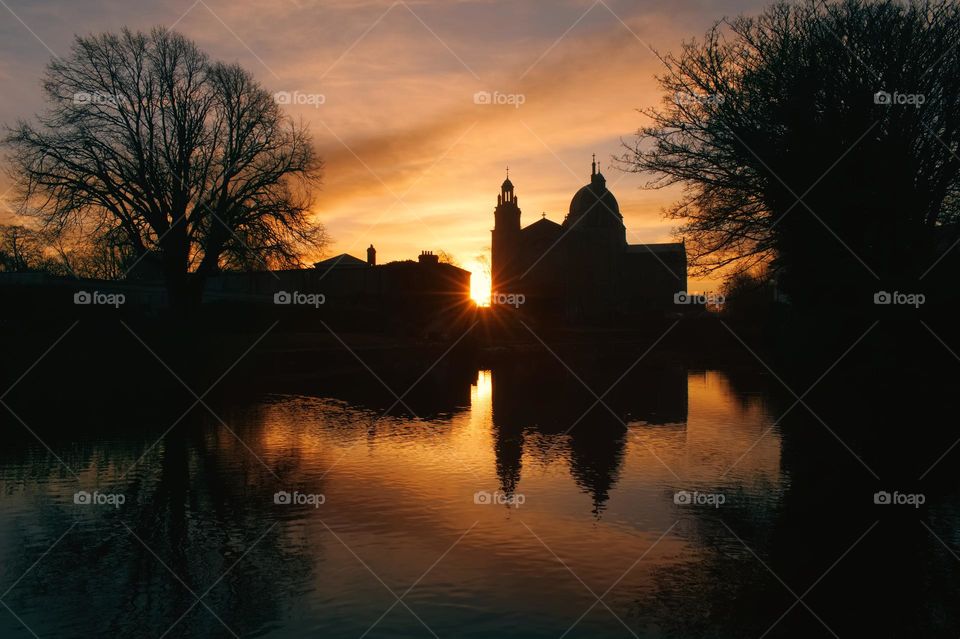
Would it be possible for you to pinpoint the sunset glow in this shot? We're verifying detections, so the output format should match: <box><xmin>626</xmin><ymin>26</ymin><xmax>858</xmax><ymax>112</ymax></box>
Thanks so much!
<box><xmin>467</xmin><ymin>258</ymin><xmax>492</xmax><ymax>306</ymax></box>
<box><xmin>0</xmin><ymin>0</ymin><xmax>727</xmax><ymax>293</ymax></box>
<box><xmin>2</xmin><ymin>0</ymin><xmax>954</xmax><ymax>636</ymax></box>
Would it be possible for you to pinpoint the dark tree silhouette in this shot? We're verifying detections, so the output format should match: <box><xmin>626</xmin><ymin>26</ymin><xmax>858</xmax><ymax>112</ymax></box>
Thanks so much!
<box><xmin>3</xmin><ymin>27</ymin><xmax>327</xmax><ymax>312</ymax></box>
<box><xmin>720</xmin><ymin>268</ymin><xmax>775</xmax><ymax>323</ymax></box>
<box><xmin>623</xmin><ymin>0</ymin><xmax>960</xmax><ymax>308</ymax></box>
<box><xmin>0</xmin><ymin>224</ymin><xmax>46</xmax><ymax>272</ymax></box>
<box><xmin>0</xmin><ymin>221</ymin><xmax>136</xmax><ymax>278</ymax></box>
<box><xmin>436</xmin><ymin>249</ymin><xmax>459</xmax><ymax>266</ymax></box>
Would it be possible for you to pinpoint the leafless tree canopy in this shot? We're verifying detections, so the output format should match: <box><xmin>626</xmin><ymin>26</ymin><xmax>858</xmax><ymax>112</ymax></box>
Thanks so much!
<box><xmin>622</xmin><ymin>0</ymin><xmax>960</xmax><ymax>296</ymax></box>
<box><xmin>0</xmin><ymin>224</ymin><xmax>50</xmax><ymax>272</ymax></box>
<box><xmin>4</xmin><ymin>27</ymin><xmax>327</xmax><ymax>308</ymax></box>
<box><xmin>436</xmin><ymin>250</ymin><xmax>459</xmax><ymax>266</ymax></box>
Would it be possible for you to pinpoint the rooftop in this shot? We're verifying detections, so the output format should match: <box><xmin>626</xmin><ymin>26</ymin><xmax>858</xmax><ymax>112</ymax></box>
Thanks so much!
<box><xmin>626</xmin><ymin>242</ymin><xmax>686</xmax><ymax>255</ymax></box>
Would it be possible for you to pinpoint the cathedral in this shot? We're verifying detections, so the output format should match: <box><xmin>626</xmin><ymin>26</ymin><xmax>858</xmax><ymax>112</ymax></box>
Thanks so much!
<box><xmin>491</xmin><ymin>158</ymin><xmax>687</xmax><ymax>322</ymax></box>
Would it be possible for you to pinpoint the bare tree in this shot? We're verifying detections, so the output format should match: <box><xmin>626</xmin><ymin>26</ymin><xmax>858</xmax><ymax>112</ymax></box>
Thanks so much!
<box><xmin>4</xmin><ymin>27</ymin><xmax>327</xmax><ymax>313</ymax></box>
<box><xmin>622</xmin><ymin>0</ymin><xmax>960</xmax><ymax>306</ymax></box>
<box><xmin>0</xmin><ymin>224</ymin><xmax>46</xmax><ymax>272</ymax></box>
<box><xmin>436</xmin><ymin>250</ymin><xmax>459</xmax><ymax>266</ymax></box>
<box><xmin>46</xmin><ymin>222</ymin><xmax>134</xmax><ymax>279</ymax></box>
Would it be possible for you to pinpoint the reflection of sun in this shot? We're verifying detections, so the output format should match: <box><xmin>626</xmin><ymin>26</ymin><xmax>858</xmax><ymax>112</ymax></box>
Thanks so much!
<box><xmin>468</xmin><ymin>259</ymin><xmax>491</xmax><ymax>306</ymax></box>
<box><xmin>473</xmin><ymin>369</ymin><xmax>492</xmax><ymax>400</ymax></box>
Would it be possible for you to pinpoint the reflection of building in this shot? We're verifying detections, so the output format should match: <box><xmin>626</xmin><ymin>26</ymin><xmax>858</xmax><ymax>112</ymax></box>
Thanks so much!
<box><xmin>488</xmin><ymin>358</ymin><xmax>688</xmax><ymax>515</ymax></box>
<box><xmin>491</xmin><ymin>159</ymin><xmax>687</xmax><ymax>321</ymax></box>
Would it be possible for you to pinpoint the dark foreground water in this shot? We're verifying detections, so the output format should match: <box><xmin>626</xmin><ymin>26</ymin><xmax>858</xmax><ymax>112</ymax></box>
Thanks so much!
<box><xmin>2</xmin><ymin>350</ymin><xmax>959</xmax><ymax>638</ymax></box>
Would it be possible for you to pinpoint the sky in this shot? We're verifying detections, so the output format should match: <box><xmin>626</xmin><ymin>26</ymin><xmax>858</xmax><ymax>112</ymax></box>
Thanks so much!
<box><xmin>0</xmin><ymin>0</ymin><xmax>767</xmax><ymax>294</ymax></box>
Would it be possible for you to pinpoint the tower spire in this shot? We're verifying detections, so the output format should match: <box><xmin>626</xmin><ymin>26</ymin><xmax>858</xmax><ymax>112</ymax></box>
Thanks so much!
<box><xmin>591</xmin><ymin>153</ymin><xmax>596</xmax><ymax>176</ymax></box>
<box><xmin>500</xmin><ymin>166</ymin><xmax>515</xmax><ymax>203</ymax></box>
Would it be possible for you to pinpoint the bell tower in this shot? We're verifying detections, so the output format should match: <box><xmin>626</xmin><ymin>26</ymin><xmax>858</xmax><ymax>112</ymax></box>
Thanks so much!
<box><xmin>491</xmin><ymin>168</ymin><xmax>521</xmax><ymax>295</ymax></box>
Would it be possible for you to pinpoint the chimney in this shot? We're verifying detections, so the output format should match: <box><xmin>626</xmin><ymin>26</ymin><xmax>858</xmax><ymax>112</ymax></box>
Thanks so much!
<box><xmin>418</xmin><ymin>250</ymin><xmax>439</xmax><ymax>265</ymax></box>
<box><xmin>367</xmin><ymin>244</ymin><xmax>376</xmax><ymax>266</ymax></box>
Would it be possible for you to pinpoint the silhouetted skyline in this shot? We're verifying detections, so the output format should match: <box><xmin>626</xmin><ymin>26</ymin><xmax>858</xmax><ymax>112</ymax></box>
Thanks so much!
<box><xmin>0</xmin><ymin>0</ymin><xmax>772</xmax><ymax>293</ymax></box>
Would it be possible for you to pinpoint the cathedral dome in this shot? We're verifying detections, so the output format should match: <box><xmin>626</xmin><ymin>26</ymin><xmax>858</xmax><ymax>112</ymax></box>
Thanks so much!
<box><xmin>564</xmin><ymin>167</ymin><xmax>622</xmax><ymax>230</ymax></box>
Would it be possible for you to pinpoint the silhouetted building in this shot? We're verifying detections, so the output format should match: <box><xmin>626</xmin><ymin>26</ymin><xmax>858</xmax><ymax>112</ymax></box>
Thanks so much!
<box><xmin>418</xmin><ymin>250</ymin><xmax>439</xmax><ymax>265</ymax></box>
<box><xmin>314</xmin><ymin>253</ymin><xmax>369</xmax><ymax>270</ymax></box>
<box><xmin>492</xmin><ymin>159</ymin><xmax>687</xmax><ymax>321</ymax></box>
<box><xmin>202</xmin><ymin>249</ymin><xmax>472</xmax><ymax>335</ymax></box>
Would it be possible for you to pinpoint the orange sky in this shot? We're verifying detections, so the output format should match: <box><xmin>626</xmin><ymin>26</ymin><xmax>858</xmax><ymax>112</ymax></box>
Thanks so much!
<box><xmin>0</xmin><ymin>0</ymin><xmax>769</xmax><ymax>293</ymax></box>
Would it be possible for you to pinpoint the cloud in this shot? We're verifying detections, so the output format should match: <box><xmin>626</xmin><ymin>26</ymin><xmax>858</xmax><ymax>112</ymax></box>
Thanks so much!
<box><xmin>0</xmin><ymin>0</ymin><xmax>766</xmax><ymax>289</ymax></box>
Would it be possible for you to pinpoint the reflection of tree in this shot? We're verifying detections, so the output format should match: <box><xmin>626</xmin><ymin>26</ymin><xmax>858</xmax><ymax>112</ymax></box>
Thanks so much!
<box><xmin>636</xmin><ymin>367</ymin><xmax>960</xmax><ymax>637</ymax></box>
<box><xmin>261</xmin><ymin>361</ymin><xmax>474</xmax><ymax>420</ymax></box>
<box><xmin>0</xmin><ymin>400</ymin><xmax>312</xmax><ymax>638</ymax></box>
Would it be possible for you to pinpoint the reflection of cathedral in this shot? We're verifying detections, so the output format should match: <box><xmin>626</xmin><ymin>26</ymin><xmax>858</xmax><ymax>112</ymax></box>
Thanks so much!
<box><xmin>488</xmin><ymin>359</ymin><xmax>688</xmax><ymax>516</ymax></box>
<box><xmin>491</xmin><ymin>159</ymin><xmax>687</xmax><ymax>321</ymax></box>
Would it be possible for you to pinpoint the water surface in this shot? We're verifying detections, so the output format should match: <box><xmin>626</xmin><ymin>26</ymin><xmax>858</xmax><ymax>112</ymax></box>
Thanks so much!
<box><xmin>1</xmin><ymin>361</ymin><xmax>957</xmax><ymax>637</ymax></box>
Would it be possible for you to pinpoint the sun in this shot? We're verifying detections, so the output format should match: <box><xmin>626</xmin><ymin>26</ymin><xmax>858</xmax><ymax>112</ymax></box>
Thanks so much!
<box><xmin>468</xmin><ymin>259</ymin><xmax>492</xmax><ymax>306</ymax></box>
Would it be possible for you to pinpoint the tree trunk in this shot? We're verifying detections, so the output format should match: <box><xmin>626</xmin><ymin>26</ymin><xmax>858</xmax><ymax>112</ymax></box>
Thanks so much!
<box><xmin>160</xmin><ymin>222</ymin><xmax>203</xmax><ymax>320</ymax></box>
